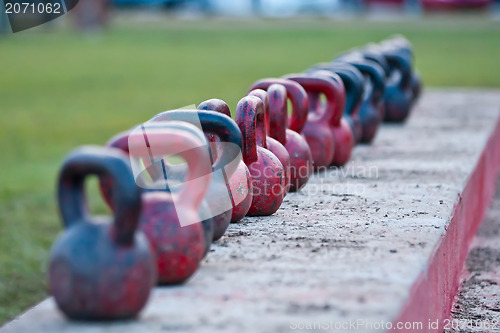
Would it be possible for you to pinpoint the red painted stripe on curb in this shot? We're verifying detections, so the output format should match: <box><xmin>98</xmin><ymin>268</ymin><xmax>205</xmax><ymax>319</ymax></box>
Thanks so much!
<box><xmin>389</xmin><ymin>114</ymin><xmax>500</xmax><ymax>333</ymax></box>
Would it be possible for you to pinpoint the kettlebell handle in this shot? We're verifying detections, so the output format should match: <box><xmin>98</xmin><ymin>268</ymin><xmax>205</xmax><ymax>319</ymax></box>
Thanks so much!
<box><xmin>360</xmin><ymin>44</ymin><xmax>391</xmax><ymax>79</ymax></box>
<box><xmin>285</xmin><ymin>73</ymin><xmax>346</xmax><ymax>127</ymax></box>
<box><xmin>308</xmin><ymin>64</ymin><xmax>364</xmax><ymax>118</ymax></box>
<box><xmin>197</xmin><ymin>99</ymin><xmax>231</xmax><ymax>118</ymax></box>
<box><xmin>58</xmin><ymin>146</ymin><xmax>142</xmax><ymax>246</ymax></box>
<box><xmin>235</xmin><ymin>96</ymin><xmax>265</xmax><ymax>165</ymax></box>
<box><xmin>105</xmin><ymin>125</ymin><xmax>207</xmax><ymax>190</ymax></box>
<box><xmin>197</xmin><ymin>99</ymin><xmax>234</xmax><ymax>171</ymax></box>
<box><xmin>149</xmin><ymin>110</ymin><xmax>242</xmax><ymax>179</ymax></box>
<box><xmin>106</xmin><ymin>130</ymin><xmax>164</xmax><ymax>183</ymax></box>
<box><xmin>128</xmin><ymin>122</ymin><xmax>212</xmax><ymax>211</ymax></box>
<box><xmin>267</xmin><ymin>84</ymin><xmax>288</xmax><ymax>145</ymax></box>
<box><xmin>382</xmin><ymin>50</ymin><xmax>412</xmax><ymax>89</ymax></box>
<box><xmin>346</xmin><ymin>59</ymin><xmax>386</xmax><ymax>105</ymax></box>
<box><xmin>249</xmin><ymin>78</ymin><xmax>309</xmax><ymax>134</ymax></box>
<box><xmin>389</xmin><ymin>35</ymin><xmax>414</xmax><ymax>55</ymax></box>
<box><xmin>247</xmin><ymin>89</ymin><xmax>270</xmax><ymax>149</ymax></box>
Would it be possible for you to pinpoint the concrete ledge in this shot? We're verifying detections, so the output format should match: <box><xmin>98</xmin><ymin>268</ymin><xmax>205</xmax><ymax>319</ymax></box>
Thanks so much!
<box><xmin>447</xmin><ymin>173</ymin><xmax>500</xmax><ymax>332</ymax></box>
<box><xmin>392</xmin><ymin>91</ymin><xmax>500</xmax><ymax>332</ymax></box>
<box><xmin>2</xmin><ymin>89</ymin><xmax>500</xmax><ymax>333</ymax></box>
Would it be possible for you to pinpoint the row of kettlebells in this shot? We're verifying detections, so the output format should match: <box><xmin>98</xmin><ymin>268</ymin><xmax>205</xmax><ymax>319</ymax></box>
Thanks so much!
<box><xmin>48</xmin><ymin>35</ymin><xmax>421</xmax><ymax>321</ymax></box>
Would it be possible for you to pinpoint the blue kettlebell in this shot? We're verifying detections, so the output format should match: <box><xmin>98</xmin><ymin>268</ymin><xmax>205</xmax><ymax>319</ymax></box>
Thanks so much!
<box><xmin>362</xmin><ymin>43</ymin><xmax>413</xmax><ymax>122</ymax></box>
<box><xmin>334</xmin><ymin>54</ymin><xmax>386</xmax><ymax>143</ymax></box>
<box><xmin>49</xmin><ymin>146</ymin><xmax>156</xmax><ymax>320</ymax></box>
<box><xmin>380</xmin><ymin>35</ymin><xmax>422</xmax><ymax>105</ymax></box>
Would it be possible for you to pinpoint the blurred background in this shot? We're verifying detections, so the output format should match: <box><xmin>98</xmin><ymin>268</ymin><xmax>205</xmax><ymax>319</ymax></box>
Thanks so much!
<box><xmin>1</xmin><ymin>0</ymin><xmax>500</xmax><ymax>325</ymax></box>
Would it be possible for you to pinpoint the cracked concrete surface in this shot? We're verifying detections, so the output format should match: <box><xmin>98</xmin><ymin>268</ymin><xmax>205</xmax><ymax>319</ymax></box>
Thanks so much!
<box><xmin>1</xmin><ymin>89</ymin><xmax>500</xmax><ymax>333</ymax></box>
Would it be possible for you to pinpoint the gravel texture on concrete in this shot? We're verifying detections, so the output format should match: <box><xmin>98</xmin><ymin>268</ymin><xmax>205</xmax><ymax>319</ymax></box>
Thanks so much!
<box><xmin>2</xmin><ymin>89</ymin><xmax>500</xmax><ymax>333</ymax></box>
<box><xmin>445</xmin><ymin>175</ymin><xmax>500</xmax><ymax>333</ymax></box>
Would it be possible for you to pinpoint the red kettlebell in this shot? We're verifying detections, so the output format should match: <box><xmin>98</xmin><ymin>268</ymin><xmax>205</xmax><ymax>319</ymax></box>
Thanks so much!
<box><xmin>149</xmin><ymin>109</ymin><xmax>243</xmax><ymax>239</ymax></box>
<box><xmin>248</xmin><ymin>89</ymin><xmax>291</xmax><ymax>195</ymax></box>
<box><xmin>303</xmin><ymin>69</ymin><xmax>355</xmax><ymax>166</ymax></box>
<box><xmin>285</xmin><ymin>73</ymin><xmax>348</xmax><ymax>170</ymax></box>
<box><xmin>307</xmin><ymin>63</ymin><xmax>364</xmax><ymax>155</ymax></box>
<box><xmin>197</xmin><ymin>99</ymin><xmax>253</xmax><ymax>223</ymax></box>
<box><xmin>99</xmin><ymin>128</ymin><xmax>215</xmax><ymax>257</ymax></box>
<box><xmin>236</xmin><ymin>96</ymin><xmax>285</xmax><ymax>216</ymax></box>
<box><xmin>127</xmin><ymin>121</ymin><xmax>212</xmax><ymax>285</ymax></box>
<box><xmin>50</xmin><ymin>146</ymin><xmax>156</xmax><ymax>320</ymax></box>
<box><xmin>248</xmin><ymin>79</ymin><xmax>313</xmax><ymax>191</ymax></box>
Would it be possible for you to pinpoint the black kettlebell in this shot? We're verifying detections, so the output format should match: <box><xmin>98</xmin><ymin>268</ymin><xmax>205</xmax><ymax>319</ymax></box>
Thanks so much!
<box><xmin>49</xmin><ymin>146</ymin><xmax>156</xmax><ymax>320</ymax></box>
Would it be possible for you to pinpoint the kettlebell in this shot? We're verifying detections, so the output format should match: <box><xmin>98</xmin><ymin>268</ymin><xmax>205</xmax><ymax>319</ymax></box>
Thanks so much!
<box><xmin>306</xmin><ymin>62</ymin><xmax>364</xmax><ymax>150</ymax></box>
<box><xmin>248</xmin><ymin>88</ymin><xmax>291</xmax><ymax>195</ymax></box>
<box><xmin>363</xmin><ymin>43</ymin><xmax>413</xmax><ymax>122</ymax></box>
<box><xmin>236</xmin><ymin>96</ymin><xmax>285</xmax><ymax>216</ymax></box>
<box><xmin>381</xmin><ymin>44</ymin><xmax>413</xmax><ymax>122</ymax></box>
<box><xmin>335</xmin><ymin>55</ymin><xmax>386</xmax><ymax>143</ymax></box>
<box><xmin>248</xmin><ymin>78</ymin><xmax>313</xmax><ymax>191</ymax></box>
<box><xmin>149</xmin><ymin>109</ymin><xmax>243</xmax><ymax>239</ymax></box>
<box><xmin>127</xmin><ymin>121</ymin><xmax>213</xmax><ymax>285</ymax></box>
<box><xmin>352</xmin><ymin>46</ymin><xmax>391</xmax><ymax>122</ymax></box>
<box><xmin>197</xmin><ymin>99</ymin><xmax>253</xmax><ymax>222</ymax></box>
<box><xmin>285</xmin><ymin>73</ymin><xmax>346</xmax><ymax>171</ymax></box>
<box><xmin>49</xmin><ymin>146</ymin><xmax>156</xmax><ymax>320</ymax></box>
<box><xmin>380</xmin><ymin>35</ymin><xmax>422</xmax><ymax>105</ymax></box>
<box><xmin>99</xmin><ymin>128</ymin><xmax>215</xmax><ymax>256</ymax></box>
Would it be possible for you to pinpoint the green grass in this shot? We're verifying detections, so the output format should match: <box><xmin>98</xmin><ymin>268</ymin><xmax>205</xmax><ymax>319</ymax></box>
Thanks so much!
<box><xmin>1</xmin><ymin>16</ymin><xmax>500</xmax><ymax>324</ymax></box>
